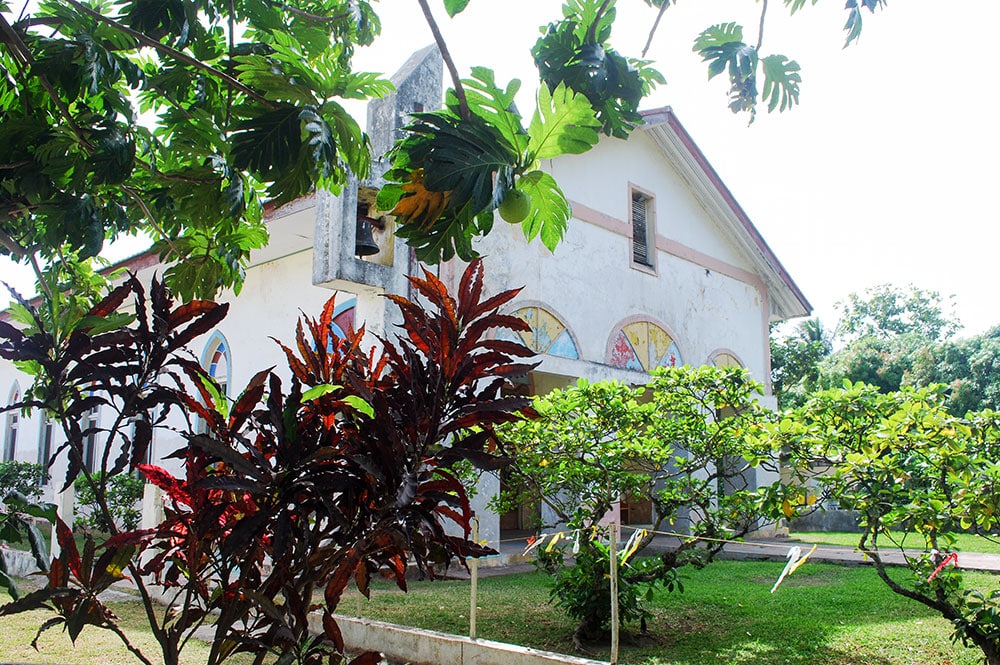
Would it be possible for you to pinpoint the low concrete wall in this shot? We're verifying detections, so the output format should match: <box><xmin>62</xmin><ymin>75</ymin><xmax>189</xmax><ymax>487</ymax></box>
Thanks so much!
<box><xmin>1</xmin><ymin>547</ymin><xmax>40</xmax><ymax>578</ymax></box>
<box><xmin>308</xmin><ymin>614</ymin><xmax>607</xmax><ymax>665</ymax></box>
<box><xmin>790</xmin><ymin>509</ymin><xmax>860</xmax><ymax>533</ymax></box>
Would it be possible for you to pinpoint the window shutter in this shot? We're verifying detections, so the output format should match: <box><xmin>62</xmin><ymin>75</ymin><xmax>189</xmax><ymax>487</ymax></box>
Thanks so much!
<box><xmin>631</xmin><ymin>192</ymin><xmax>650</xmax><ymax>266</ymax></box>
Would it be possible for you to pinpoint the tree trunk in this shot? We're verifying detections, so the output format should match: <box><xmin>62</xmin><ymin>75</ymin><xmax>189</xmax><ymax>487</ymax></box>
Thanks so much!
<box><xmin>965</xmin><ymin>626</ymin><xmax>1000</xmax><ymax>665</ymax></box>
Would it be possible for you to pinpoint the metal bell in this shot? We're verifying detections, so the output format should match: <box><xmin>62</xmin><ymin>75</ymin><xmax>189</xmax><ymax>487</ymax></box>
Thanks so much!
<box><xmin>355</xmin><ymin>214</ymin><xmax>380</xmax><ymax>257</ymax></box>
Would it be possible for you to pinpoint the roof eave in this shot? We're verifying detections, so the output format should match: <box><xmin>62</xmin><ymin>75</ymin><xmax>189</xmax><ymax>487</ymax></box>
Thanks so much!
<box><xmin>640</xmin><ymin>107</ymin><xmax>811</xmax><ymax>321</ymax></box>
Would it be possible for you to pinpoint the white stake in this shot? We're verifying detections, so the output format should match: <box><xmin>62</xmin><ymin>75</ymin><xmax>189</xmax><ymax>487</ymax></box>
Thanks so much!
<box><xmin>470</xmin><ymin>517</ymin><xmax>479</xmax><ymax>640</ymax></box>
<box><xmin>609</xmin><ymin>522</ymin><xmax>619</xmax><ymax>665</ymax></box>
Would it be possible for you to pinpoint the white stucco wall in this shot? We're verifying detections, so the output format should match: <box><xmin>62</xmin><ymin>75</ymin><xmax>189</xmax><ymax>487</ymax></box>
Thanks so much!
<box><xmin>549</xmin><ymin>131</ymin><xmax>755</xmax><ymax>275</ymax></box>
<box><xmin>468</xmin><ymin>132</ymin><xmax>772</xmax><ymax>391</ymax></box>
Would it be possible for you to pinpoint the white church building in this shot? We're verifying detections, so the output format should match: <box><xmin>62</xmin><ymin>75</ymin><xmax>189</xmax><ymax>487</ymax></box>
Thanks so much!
<box><xmin>1</xmin><ymin>47</ymin><xmax>810</xmax><ymax>551</ymax></box>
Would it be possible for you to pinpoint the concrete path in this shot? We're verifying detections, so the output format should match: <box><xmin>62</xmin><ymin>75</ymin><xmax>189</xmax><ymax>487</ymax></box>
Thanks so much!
<box><xmin>474</xmin><ymin>534</ymin><xmax>1000</xmax><ymax>576</ymax></box>
<box><xmin>719</xmin><ymin>536</ymin><xmax>1000</xmax><ymax>573</ymax></box>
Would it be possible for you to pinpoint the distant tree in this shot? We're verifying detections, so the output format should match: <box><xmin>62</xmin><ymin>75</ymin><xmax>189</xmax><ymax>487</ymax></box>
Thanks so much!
<box><xmin>74</xmin><ymin>471</ymin><xmax>144</xmax><ymax>532</ymax></box>
<box><xmin>770</xmin><ymin>317</ymin><xmax>831</xmax><ymax>409</ymax></box>
<box><xmin>836</xmin><ymin>283</ymin><xmax>960</xmax><ymax>342</ymax></box>
<box><xmin>906</xmin><ymin>326</ymin><xmax>1000</xmax><ymax>415</ymax></box>
<box><xmin>815</xmin><ymin>284</ymin><xmax>962</xmax><ymax>396</ymax></box>
<box><xmin>817</xmin><ymin>332</ymin><xmax>924</xmax><ymax>394</ymax></box>
<box><xmin>0</xmin><ymin>460</ymin><xmax>48</xmax><ymax>502</ymax></box>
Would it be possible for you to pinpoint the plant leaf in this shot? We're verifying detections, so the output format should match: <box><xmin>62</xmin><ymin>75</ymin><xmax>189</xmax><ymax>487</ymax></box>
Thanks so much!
<box><xmin>443</xmin><ymin>0</ymin><xmax>472</xmax><ymax>18</ymax></box>
<box><xmin>517</xmin><ymin>170</ymin><xmax>570</xmax><ymax>251</ymax></box>
<box><xmin>760</xmin><ymin>55</ymin><xmax>801</xmax><ymax>113</ymax></box>
<box><xmin>527</xmin><ymin>82</ymin><xmax>601</xmax><ymax>160</ymax></box>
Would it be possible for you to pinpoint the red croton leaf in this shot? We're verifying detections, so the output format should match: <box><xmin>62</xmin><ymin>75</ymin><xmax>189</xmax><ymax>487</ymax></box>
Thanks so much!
<box><xmin>55</xmin><ymin>518</ymin><xmax>82</xmax><ymax>580</ymax></box>
<box><xmin>322</xmin><ymin>610</ymin><xmax>345</xmax><ymax>653</ymax></box>
<box><xmin>137</xmin><ymin>464</ymin><xmax>191</xmax><ymax>507</ymax></box>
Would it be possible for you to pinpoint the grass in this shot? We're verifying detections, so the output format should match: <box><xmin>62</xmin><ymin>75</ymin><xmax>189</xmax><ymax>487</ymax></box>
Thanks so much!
<box><xmin>0</xmin><ymin>581</ymin><xmax>262</xmax><ymax>665</ymax></box>
<box><xmin>3</xmin><ymin>561</ymin><xmax>998</xmax><ymax>664</ymax></box>
<box><xmin>2</xmin><ymin>520</ymin><xmax>99</xmax><ymax>555</ymax></box>
<box><xmin>342</xmin><ymin>561</ymin><xmax>998</xmax><ymax>665</ymax></box>
<box><xmin>788</xmin><ymin>530</ymin><xmax>1000</xmax><ymax>555</ymax></box>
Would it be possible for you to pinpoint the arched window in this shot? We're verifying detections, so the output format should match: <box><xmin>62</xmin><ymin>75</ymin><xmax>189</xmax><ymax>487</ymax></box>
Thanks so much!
<box><xmin>201</xmin><ymin>332</ymin><xmax>231</xmax><ymax>398</ymax></box>
<box><xmin>330</xmin><ymin>298</ymin><xmax>357</xmax><ymax>340</ymax></box>
<box><xmin>38</xmin><ymin>414</ymin><xmax>55</xmax><ymax>468</ymax></box>
<box><xmin>710</xmin><ymin>351</ymin><xmax>743</xmax><ymax>368</ymax></box>
<box><xmin>4</xmin><ymin>383</ymin><xmax>20</xmax><ymax>461</ymax></box>
<box><xmin>608</xmin><ymin>320</ymin><xmax>682</xmax><ymax>372</ymax></box>
<box><xmin>497</xmin><ymin>306</ymin><xmax>579</xmax><ymax>360</ymax></box>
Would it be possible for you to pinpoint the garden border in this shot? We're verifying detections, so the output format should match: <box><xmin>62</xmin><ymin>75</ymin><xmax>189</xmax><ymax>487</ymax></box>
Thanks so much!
<box><xmin>309</xmin><ymin>614</ymin><xmax>608</xmax><ymax>665</ymax></box>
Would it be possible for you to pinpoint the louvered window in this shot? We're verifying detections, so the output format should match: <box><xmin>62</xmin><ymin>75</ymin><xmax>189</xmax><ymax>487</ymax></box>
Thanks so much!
<box><xmin>631</xmin><ymin>190</ymin><xmax>653</xmax><ymax>267</ymax></box>
<box><xmin>82</xmin><ymin>404</ymin><xmax>100</xmax><ymax>472</ymax></box>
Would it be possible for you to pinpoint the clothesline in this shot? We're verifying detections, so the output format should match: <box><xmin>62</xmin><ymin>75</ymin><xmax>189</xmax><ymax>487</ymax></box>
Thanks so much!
<box><xmin>486</xmin><ymin>524</ymin><xmax>802</xmax><ymax>551</ymax></box>
<box><xmin>485</xmin><ymin>524</ymin><xmax>959</xmax><ymax>587</ymax></box>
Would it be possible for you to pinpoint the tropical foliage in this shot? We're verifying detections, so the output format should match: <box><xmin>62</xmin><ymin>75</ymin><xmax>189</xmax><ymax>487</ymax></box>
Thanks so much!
<box><xmin>770</xmin><ymin>285</ymin><xmax>1000</xmax><ymax>415</ymax></box>
<box><xmin>765</xmin><ymin>383</ymin><xmax>1000</xmax><ymax>665</ymax></box>
<box><xmin>1</xmin><ymin>0</ymin><xmax>888</xmax><ymax>298</ymax></box>
<box><xmin>770</xmin><ymin>317</ymin><xmax>831</xmax><ymax>409</ymax></box>
<box><xmin>496</xmin><ymin>366</ymin><xmax>786</xmax><ymax>642</ymax></box>
<box><xmin>74</xmin><ymin>471</ymin><xmax>144</xmax><ymax>532</ymax></box>
<box><xmin>0</xmin><ymin>259</ymin><xmax>535</xmax><ymax>664</ymax></box>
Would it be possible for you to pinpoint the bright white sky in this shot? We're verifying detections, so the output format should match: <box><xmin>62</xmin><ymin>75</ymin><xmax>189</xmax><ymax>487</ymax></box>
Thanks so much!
<box><xmin>3</xmin><ymin>0</ymin><xmax>998</xmax><ymax>336</ymax></box>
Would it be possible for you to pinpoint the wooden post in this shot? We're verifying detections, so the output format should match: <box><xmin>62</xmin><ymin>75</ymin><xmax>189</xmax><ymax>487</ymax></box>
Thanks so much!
<box><xmin>609</xmin><ymin>521</ymin><xmax>619</xmax><ymax>665</ymax></box>
<box><xmin>470</xmin><ymin>516</ymin><xmax>479</xmax><ymax>640</ymax></box>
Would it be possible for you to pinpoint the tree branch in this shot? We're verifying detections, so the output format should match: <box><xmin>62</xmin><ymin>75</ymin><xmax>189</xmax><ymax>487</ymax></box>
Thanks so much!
<box><xmin>28</xmin><ymin>252</ymin><xmax>54</xmax><ymax>302</ymax></box>
<box><xmin>641</xmin><ymin>0</ymin><xmax>671</xmax><ymax>58</ymax></box>
<box><xmin>415</xmin><ymin>0</ymin><xmax>469</xmax><ymax>121</ymax></box>
<box><xmin>121</xmin><ymin>185</ymin><xmax>183</xmax><ymax>258</ymax></box>
<box><xmin>62</xmin><ymin>0</ymin><xmax>275</xmax><ymax>109</ymax></box>
<box><xmin>0</xmin><ymin>227</ymin><xmax>35</xmax><ymax>259</ymax></box>
<box><xmin>586</xmin><ymin>0</ymin><xmax>614</xmax><ymax>44</ymax></box>
<box><xmin>757</xmin><ymin>0</ymin><xmax>768</xmax><ymax>51</ymax></box>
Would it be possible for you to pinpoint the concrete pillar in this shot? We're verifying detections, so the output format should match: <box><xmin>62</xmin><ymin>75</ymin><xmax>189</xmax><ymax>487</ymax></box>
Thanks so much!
<box><xmin>141</xmin><ymin>483</ymin><xmax>164</xmax><ymax>530</ymax></box>
<box><xmin>50</xmin><ymin>482</ymin><xmax>74</xmax><ymax>558</ymax></box>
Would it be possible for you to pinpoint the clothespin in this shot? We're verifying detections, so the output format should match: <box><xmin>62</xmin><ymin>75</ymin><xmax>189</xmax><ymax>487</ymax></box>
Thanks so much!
<box><xmin>572</xmin><ymin>529</ymin><xmax>581</xmax><ymax>555</ymax></box>
<box><xmin>928</xmin><ymin>552</ymin><xmax>959</xmax><ymax>582</ymax></box>
<box><xmin>545</xmin><ymin>531</ymin><xmax>563</xmax><ymax>552</ymax></box>
<box><xmin>771</xmin><ymin>546</ymin><xmax>802</xmax><ymax>593</ymax></box>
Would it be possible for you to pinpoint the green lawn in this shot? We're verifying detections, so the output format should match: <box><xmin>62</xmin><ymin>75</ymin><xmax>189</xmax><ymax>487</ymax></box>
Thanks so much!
<box><xmin>344</xmin><ymin>561</ymin><xmax>996</xmax><ymax>665</ymax></box>
<box><xmin>0</xmin><ymin>580</ymin><xmax>264</xmax><ymax>665</ymax></box>
<box><xmin>3</xmin><ymin>561</ymin><xmax>998</xmax><ymax>664</ymax></box>
<box><xmin>788</xmin><ymin>530</ymin><xmax>1000</xmax><ymax>555</ymax></box>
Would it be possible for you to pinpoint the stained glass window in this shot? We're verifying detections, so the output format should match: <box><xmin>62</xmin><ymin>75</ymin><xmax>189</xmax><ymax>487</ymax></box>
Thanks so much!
<box><xmin>608</xmin><ymin>321</ymin><xmax>681</xmax><ymax>372</ymax></box>
<box><xmin>497</xmin><ymin>307</ymin><xmax>579</xmax><ymax>359</ymax></box>
<box><xmin>330</xmin><ymin>298</ymin><xmax>357</xmax><ymax>340</ymax></box>
<box><xmin>711</xmin><ymin>352</ymin><xmax>742</xmax><ymax>368</ymax></box>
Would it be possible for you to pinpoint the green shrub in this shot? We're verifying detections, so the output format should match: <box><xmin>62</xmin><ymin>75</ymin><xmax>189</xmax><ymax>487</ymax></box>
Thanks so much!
<box><xmin>549</xmin><ymin>540</ymin><xmax>676</xmax><ymax>641</ymax></box>
<box><xmin>0</xmin><ymin>461</ymin><xmax>48</xmax><ymax>503</ymax></box>
<box><xmin>74</xmin><ymin>472</ymin><xmax>144</xmax><ymax>532</ymax></box>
